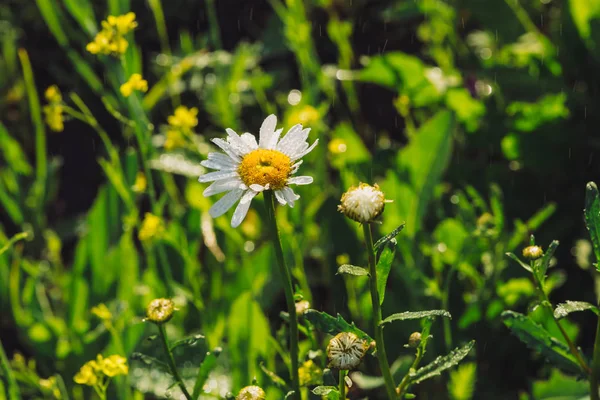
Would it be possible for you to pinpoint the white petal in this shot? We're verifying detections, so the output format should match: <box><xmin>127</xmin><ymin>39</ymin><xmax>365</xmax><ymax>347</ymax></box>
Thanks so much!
<box><xmin>287</xmin><ymin>176</ymin><xmax>313</xmax><ymax>185</ymax></box>
<box><xmin>263</xmin><ymin>128</ymin><xmax>283</xmax><ymax>149</ymax></box>
<box><xmin>211</xmin><ymin>138</ymin><xmax>242</xmax><ymax>161</ymax></box>
<box><xmin>249</xmin><ymin>184</ymin><xmax>269</xmax><ymax>192</ymax></box>
<box><xmin>258</xmin><ymin>114</ymin><xmax>278</xmax><ymax>149</ymax></box>
<box><xmin>240</xmin><ymin>133</ymin><xmax>259</xmax><ymax>150</ymax></box>
<box><xmin>203</xmin><ymin>177</ymin><xmax>244</xmax><ymax>196</ymax></box>
<box><xmin>226</xmin><ymin>128</ymin><xmax>252</xmax><ymax>156</ymax></box>
<box><xmin>276</xmin><ymin>126</ymin><xmax>308</xmax><ymax>154</ymax></box>
<box><xmin>291</xmin><ymin>138</ymin><xmax>319</xmax><ymax>161</ymax></box>
<box><xmin>231</xmin><ymin>190</ymin><xmax>259</xmax><ymax>228</ymax></box>
<box><xmin>209</xmin><ymin>188</ymin><xmax>245</xmax><ymax>218</ymax></box>
<box><xmin>198</xmin><ymin>170</ymin><xmax>238</xmax><ymax>183</ymax></box>
<box><xmin>274</xmin><ymin>190</ymin><xmax>287</xmax><ymax>205</ymax></box>
<box><xmin>200</xmin><ymin>157</ymin><xmax>237</xmax><ymax>171</ymax></box>
<box><xmin>281</xmin><ymin>186</ymin><xmax>300</xmax><ymax>208</ymax></box>
<box><xmin>291</xmin><ymin>160</ymin><xmax>303</xmax><ymax>173</ymax></box>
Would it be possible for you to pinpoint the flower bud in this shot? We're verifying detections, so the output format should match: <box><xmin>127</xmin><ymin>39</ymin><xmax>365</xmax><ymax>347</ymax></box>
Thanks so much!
<box><xmin>326</xmin><ymin>332</ymin><xmax>370</xmax><ymax>370</ymax></box>
<box><xmin>145</xmin><ymin>298</ymin><xmax>175</xmax><ymax>324</ymax></box>
<box><xmin>408</xmin><ymin>332</ymin><xmax>421</xmax><ymax>348</ymax></box>
<box><xmin>295</xmin><ymin>300</ymin><xmax>310</xmax><ymax>315</ymax></box>
<box><xmin>522</xmin><ymin>245</ymin><xmax>543</xmax><ymax>260</ymax></box>
<box><xmin>236</xmin><ymin>385</ymin><xmax>266</xmax><ymax>400</ymax></box>
<box><xmin>338</xmin><ymin>183</ymin><xmax>386</xmax><ymax>224</ymax></box>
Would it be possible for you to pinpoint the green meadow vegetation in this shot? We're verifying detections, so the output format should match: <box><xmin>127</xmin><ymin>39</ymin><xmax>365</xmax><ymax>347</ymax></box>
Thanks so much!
<box><xmin>2</xmin><ymin>0</ymin><xmax>600</xmax><ymax>399</ymax></box>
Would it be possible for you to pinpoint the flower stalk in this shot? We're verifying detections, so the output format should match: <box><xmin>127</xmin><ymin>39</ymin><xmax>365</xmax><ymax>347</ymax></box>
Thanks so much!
<box><xmin>264</xmin><ymin>190</ymin><xmax>301</xmax><ymax>399</ymax></box>
<box><xmin>591</xmin><ymin>315</ymin><xmax>600</xmax><ymax>400</ymax></box>
<box><xmin>363</xmin><ymin>223</ymin><xmax>397</xmax><ymax>399</ymax></box>
<box><xmin>339</xmin><ymin>369</ymin><xmax>347</xmax><ymax>399</ymax></box>
<box><xmin>158</xmin><ymin>324</ymin><xmax>192</xmax><ymax>400</ymax></box>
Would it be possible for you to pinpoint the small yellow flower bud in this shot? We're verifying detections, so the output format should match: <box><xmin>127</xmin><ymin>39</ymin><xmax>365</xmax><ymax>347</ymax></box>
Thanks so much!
<box><xmin>326</xmin><ymin>332</ymin><xmax>370</xmax><ymax>370</ymax></box>
<box><xmin>522</xmin><ymin>245</ymin><xmax>543</xmax><ymax>260</ymax></box>
<box><xmin>138</xmin><ymin>213</ymin><xmax>164</xmax><ymax>242</ymax></box>
<box><xmin>132</xmin><ymin>172</ymin><xmax>147</xmax><ymax>193</ymax></box>
<box><xmin>295</xmin><ymin>300</ymin><xmax>310</xmax><ymax>315</ymax></box>
<box><xmin>298</xmin><ymin>359</ymin><xmax>322</xmax><ymax>386</ymax></box>
<box><xmin>408</xmin><ymin>332</ymin><xmax>421</xmax><ymax>348</ymax></box>
<box><xmin>236</xmin><ymin>385</ymin><xmax>266</xmax><ymax>400</ymax></box>
<box><xmin>73</xmin><ymin>362</ymin><xmax>98</xmax><ymax>386</ymax></box>
<box><xmin>338</xmin><ymin>183</ymin><xmax>387</xmax><ymax>224</ymax></box>
<box><xmin>100</xmin><ymin>355</ymin><xmax>128</xmax><ymax>377</ymax></box>
<box><xmin>120</xmin><ymin>73</ymin><xmax>148</xmax><ymax>97</ymax></box>
<box><xmin>91</xmin><ymin>303</ymin><xmax>112</xmax><ymax>321</ymax></box>
<box><xmin>146</xmin><ymin>298</ymin><xmax>175</xmax><ymax>324</ymax></box>
<box><xmin>45</xmin><ymin>85</ymin><xmax>62</xmax><ymax>103</ymax></box>
<box><xmin>168</xmin><ymin>106</ymin><xmax>199</xmax><ymax>130</ymax></box>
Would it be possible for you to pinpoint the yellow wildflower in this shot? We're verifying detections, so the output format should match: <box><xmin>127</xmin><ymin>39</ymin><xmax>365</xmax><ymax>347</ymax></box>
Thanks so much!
<box><xmin>168</xmin><ymin>106</ymin><xmax>198</xmax><ymax>130</ymax></box>
<box><xmin>236</xmin><ymin>386</ymin><xmax>266</xmax><ymax>400</ymax></box>
<box><xmin>100</xmin><ymin>355</ymin><xmax>129</xmax><ymax>377</ymax></box>
<box><xmin>74</xmin><ymin>362</ymin><xmax>98</xmax><ymax>386</ymax></box>
<box><xmin>39</xmin><ymin>376</ymin><xmax>61</xmax><ymax>399</ymax></box>
<box><xmin>45</xmin><ymin>85</ymin><xmax>62</xmax><ymax>103</ymax></box>
<box><xmin>91</xmin><ymin>304</ymin><xmax>112</xmax><ymax>321</ymax></box>
<box><xmin>164</xmin><ymin>129</ymin><xmax>186</xmax><ymax>151</ymax></box>
<box><xmin>138</xmin><ymin>213</ymin><xmax>164</xmax><ymax>242</ymax></box>
<box><xmin>104</xmin><ymin>12</ymin><xmax>138</xmax><ymax>35</ymax></box>
<box><xmin>132</xmin><ymin>172</ymin><xmax>147</xmax><ymax>193</ymax></box>
<box><xmin>43</xmin><ymin>104</ymin><xmax>64</xmax><ymax>132</ymax></box>
<box><xmin>120</xmin><ymin>73</ymin><xmax>148</xmax><ymax>97</ymax></box>
<box><xmin>288</xmin><ymin>105</ymin><xmax>319</xmax><ymax>127</ymax></box>
<box><xmin>298</xmin><ymin>360</ymin><xmax>322</xmax><ymax>386</ymax></box>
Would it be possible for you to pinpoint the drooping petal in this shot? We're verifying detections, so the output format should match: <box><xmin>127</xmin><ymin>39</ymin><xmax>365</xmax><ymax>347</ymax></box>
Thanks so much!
<box><xmin>249</xmin><ymin>183</ymin><xmax>269</xmax><ymax>192</ymax></box>
<box><xmin>203</xmin><ymin>177</ymin><xmax>244</xmax><ymax>197</ymax></box>
<box><xmin>281</xmin><ymin>186</ymin><xmax>300</xmax><ymax>208</ymax></box>
<box><xmin>198</xmin><ymin>170</ymin><xmax>238</xmax><ymax>183</ymax></box>
<box><xmin>209</xmin><ymin>188</ymin><xmax>245</xmax><ymax>218</ymax></box>
<box><xmin>290</xmin><ymin>139</ymin><xmax>319</xmax><ymax>161</ymax></box>
<box><xmin>274</xmin><ymin>190</ymin><xmax>287</xmax><ymax>205</ymax></box>
<box><xmin>211</xmin><ymin>138</ymin><xmax>242</xmax><ymax>161</ymax></box>
<box><xmin>240</xmin><ymin>132</ymin><xmax>259</xmax><ymax>150</ymax></box>
<box><xmin>287</xmin><ymin>176</ymin><xmax>313</xmax><ymax>185</ymax></box>
<box><xmin>291</xmin><ymin>160</ymin><xmax>303</xmax><ymax>173</ymax></box>
<box><xmin>231</xmin><ymin>190</ymin><xmax>259</xmax><ymax>228</ymax></box>
<box><xmin>258</xmin><ymin>114</ymin><xmax>278</xmax><ymax>149</ymax></box>
<box><xmin>276</xmin><ymin>126</ymin><xmax>308</xmax><ymax>155</ymax></box>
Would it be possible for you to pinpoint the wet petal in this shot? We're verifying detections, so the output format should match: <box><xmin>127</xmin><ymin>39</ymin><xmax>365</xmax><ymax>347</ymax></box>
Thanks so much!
<box><xmin>226</xmin><ymin>128</ymin><xmax>252</xmax><ymax>156</ymax></box>
<box><xmin>240</xmin><ymin>132</ymin><xmax>259</xmax><ymax>150</ymax></box>
<box><xmin>290</xmin><ymin>139</ymin><xmax>319</xmax><ymax>161</ymax></box>
<box><xmin>231</xmin><ymin>190</ymin><xmax>259</xmax><ymax>227</ymax></box>
<box><xmin>258</xmin><ymin>115</ymin><xmax>278</xmax><ymax>149</ymax></box>
<box><xmin>198</xmin><ymin>170</ymin><xmax>238</xmax><ymax>183</ymax></box>
<box><xmin>209</xmin><ymin>188</ymin><xmax>245</xmax><ymax>218</ymax></box>
<box><xmin>287</xmin><ymin>176</ymin><xmax>313</xmax><ymax>185</ymax></box>
<box><xmin>281</xmin><ymin>186</ymin><xmax>300</xmax><ymax>207</ymax></box>
<box><xmin>274</xmin><ymin>190</ymin><xmax>287</xmax><ymax>205</ymax></box>
<box><xmin>276</xmin><ymin>125</ymin><xmax>306</xmax><ymax>154</ymax></box>
<box><xmin>203</xmin><ymin>177</ymin><xmax>244</xmax><ymax>197</ymax></box>
<box><xmin>211</xmin><ymin>138</ymin><xmax>242</xmax><ymax>161</ymax></box>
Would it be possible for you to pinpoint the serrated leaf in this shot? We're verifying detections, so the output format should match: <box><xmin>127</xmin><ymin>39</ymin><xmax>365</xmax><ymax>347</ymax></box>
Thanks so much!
<box><xmin>374</xmin><ymin>223</ymin><xmax>406</xmax><ymax>250</ymax></box>
<box><xmin>304</xmin><ymin>310</ymin><xmax>373</xmax><ymax>342</ymax></box>
<box><xmin>170</xmin><ymin>334</ymin><xmax>205</xmax><ymax>352</ymax></box>
<box><xmin>410</xmin><ymin>341</ymin><xmax>475</xmax><ymax>384</ymax></box>
<box><xmin>337</xmin><ymin>264</ymin><xmax>369</xmax><ymax>276</ymax></box>
<box><xmin>312</xmin><ymin>386</ymin><xmax>340</xmax><ymax>399</ymax></box>
<box><xmin>381</xmin><ymin>310</ymin><xmax>452</xmax><ymax>325</ymax></box>
<box><xmin>377</xmin><ymin>242</ymin><xmax>396</xmax><ymax>305</ymax></box>
<box><xmin>554</xmin><ymin>301</ymin><xmax>600</xmax><ymax>319</ymax></box>
<box><xmin>501</xmin><ymin>311</ymin><xmax>583</xmax><ymax>375</ymax></box>
<box><xmin>506</xmin><ymin>252</ymin><xmax>532</xmax><ymax>273</ymax></box>
<box><xmin>585</xmin><ymin>182</ymin><xmax>600</xmax><ymax>271</ymax></box>
<box><xmin>191</xmin><ymin>348</ymin><xmax>221</xmax><ymax>399</ymax></box>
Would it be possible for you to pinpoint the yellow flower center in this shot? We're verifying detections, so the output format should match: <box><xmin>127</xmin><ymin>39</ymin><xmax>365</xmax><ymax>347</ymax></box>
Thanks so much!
<box><xmin>238</xmin><ymin>149</ymin><xmax>292</xmax><ymax>190</ymax></box>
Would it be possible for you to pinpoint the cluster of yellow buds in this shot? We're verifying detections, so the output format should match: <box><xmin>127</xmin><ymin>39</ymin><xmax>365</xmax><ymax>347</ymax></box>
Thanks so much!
<box><xmin>43</xmin><ymin>85</ymin><xmax>64</xmax><ymax>132</ymax></box>
<box><xmin>132</xmin><ymin>171</ymin><xmax>147</xmax><ymax>193</ymax></box>
<box><xmin>39</xmin><ymin>376</ymin><xmax>61</xmax><ymax>399</ymax></box>
<box><xmin>164</xmin><ymin>106</ymin><xmax>199</xmax><ymax>150</ymax></box>
<box><xmin>120</xmin><ymin>73</ymin><xmax>148</xmax><ymax>97</ymax></box>
<box><xmin>73</xmin><ymin>354</ymin><xmax>128</xmax><ymax>387</ymax></box>
<box><xmin>86</xmin><ymin>12</ymin><xmax>137</xmax><ymax>56</ymax></box>
<box><xmin>138</xmin><ymin>213</ymin><xmax>164</xmax><ymax>243</ymax></box>
<box><xmin>298</xmin><ymin>359</ymin><xmax>323</xmax><ymax>386</ymax></box>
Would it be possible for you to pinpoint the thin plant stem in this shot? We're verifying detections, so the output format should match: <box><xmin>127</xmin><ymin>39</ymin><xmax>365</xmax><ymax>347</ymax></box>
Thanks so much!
<box><xmin>339</xmin><ymin>369</ymin><xmax>347</xmax><ymax>399</ymax></box>
<box><xmin>591</xmin><ymin>315</ymin><xmax>600</xmax><ymax>400</ymax></box>
<box><xmin>0</xmin><ymin>338</ymin><xmax>21</xmax><ymax>399</ymax></box>
<box><xmin>205</xmin><ymin>0</ymin><xmax>222</xmax><ymax>50</ymax></box>
<box><xmin>396</xmin><ymin>345</ymin><xmax>425</xmax><ymax>397</ymax></box>
<box><xmin>158</xmin><ymin>324</ymin><xmax>192</xmax><ymax>400</ymax></box>
<box><xmin>363</xmin><ymin>223</ymin><xmax>397</xmax><ymax>399</ymax></box>
<box><xmin>264</xmin><ymin>191</ymin><xmax>301</xmax><ymax>399</ymax></box>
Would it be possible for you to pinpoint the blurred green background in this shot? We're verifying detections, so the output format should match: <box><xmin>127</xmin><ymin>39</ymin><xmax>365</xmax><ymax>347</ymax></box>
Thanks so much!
<box><xmin>1</xmin><ymin>0</ymin><xmax>600</xmax><ymax>398</ymax></box>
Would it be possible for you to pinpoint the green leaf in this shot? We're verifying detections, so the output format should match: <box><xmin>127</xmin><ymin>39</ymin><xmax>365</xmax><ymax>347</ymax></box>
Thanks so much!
<box><xmin>63</xmin><ymin>0</ymin><xmax>97</xmax><ymax>36</ymax></box>
<box><xmin>0</xmin><ymin>122</ymin><xmax>32</xmax><ymax>175</ymax></box>
<box><xmin>192</xmin><ymin>348</ymin><xmax>221</xmax><ymax>400</ymax></box>
<box><xmin>381</xmin><ymin>310</ymin><xmax>451</xmax><ymax>326</ymax></box>
<box><xmin>532</xmin><ymin>369</ymin><xmax>590</xmax><ymax>400</ymax></box>
<box><xmin>304</xmin><ymin>310</ymin><xmax>373</xmax><ymax>342</ymax></box>
<box><xmin>554</xmin><ymin>301</ymin><xmax>600</xmax><ymax>319</ymax></box>
<box><xmin>585</xmin><ymin>182</ymin><xmax>600</xmax><ymax>271</ymax></box>
<box><xmin>0</xmin><ymin>232</ymin><xmax>28</xmax><ymax>257</ymax></box>
<box><xmin>506</xmin><ymin>252</ymin><xmax>533</xmax><ymax>273</ymax></box>
<box><xmin>130</xmin><ymin>353</ymin><xmax>171</xmax><ymax>374</ymax></box>
<box><xmin>259</xmin><ymin>362</ymin><xmax>289</xmax><ymax>389</ymax></box>
<box><xmin>448</xmin><ymin>362</ymin><xmax>477</xmax><ymax>400</ymax></box>
<box><xmin>538</xmin><ymin>240</ymin><xmax>559</xmax><ymax>278</ymax></box>
<box><xmin>312</xmin><ymin>386</ymin><xmax>340</xmax><ymax>399</ymax></box>
<box><xmin>169</xmin><ymin>334</ymin><xmax>205</xmax><ymax>352</ymax></box>
<box><xmin>329</xmin><ymin>123</ymin><xmax>371</xmax><ymax>169</ymax></box>
<box><xmin>377</xmin><ymin>242</ymin><xmax>396</xmax><ymax>305</ymax></box>
<box><xmin>374</xmin><ymin>223</ymin><xmax>405</xmax><ymax>250</ymax></box>
<box><xmin>501</xmin><ymin>311</ymin><xmax>583</xmax><ymax>375</ymax></box>
<box><xmin>410</xmin><ymin>341</ymin><xmax>475</xmax><ymax>384</ymax></box>
<box><xmin>569</xmin><ymin>0</ymin><xmax>600</xmax><ymax>62</ymax></box>
<box><xmin>337</xmin><ymin>264</ymin><xmax>369</xmax><ymax>276</ymax></box>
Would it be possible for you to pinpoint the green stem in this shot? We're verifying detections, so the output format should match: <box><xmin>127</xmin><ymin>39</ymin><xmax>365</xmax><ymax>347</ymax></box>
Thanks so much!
<box><xmin>339</xmin><ymin>369</ymin><xmax>347</xmax><ymax>399</ymax></box>
<box><xmin>158</xmin><ymin>324</ymin><xmax>192</xmax><ymax>400</ymax></box>
<box><xmin>264</xmin><ymin>191</ymin><xmax>300</xmax><ymax>399</ymax></box>
<box><xmin>591</xmin><ymin>315</ymin><xmax>600</xmax><ymax>400</ymax></box>
<box><xmin>205</xmin><ymin>0</ymin><xmax>222</xmax><ymax>50</ymax></box>
<box><xmin>0</xmin><ymin>338</ymin><xmax>21</xmax><ymax>399</ymax></box>
<box><xmin>363</xmin><ymin>223</ymin><xmax>397</xmax><ymax>399</ymax></box>
<box><xmin>396</xmin><ymin>345</ymin><xmax>425</xmax><ymax>397</ymax></box>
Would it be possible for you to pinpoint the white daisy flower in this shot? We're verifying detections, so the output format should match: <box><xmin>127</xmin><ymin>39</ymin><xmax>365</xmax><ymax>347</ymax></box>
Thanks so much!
<box><xmin>338</xmin><ymin>183</ymin><xmax>387</xmax><ymax>224</ymax></box>
<box><xmin>198</xmin><ymin>114</ymin><xmax>318</xmax><ymax>228</ymax></box>
<box><xmin>326</xmin><ymin>332</ymin><xmax>370</xmax><ymax>370</ymax></box>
